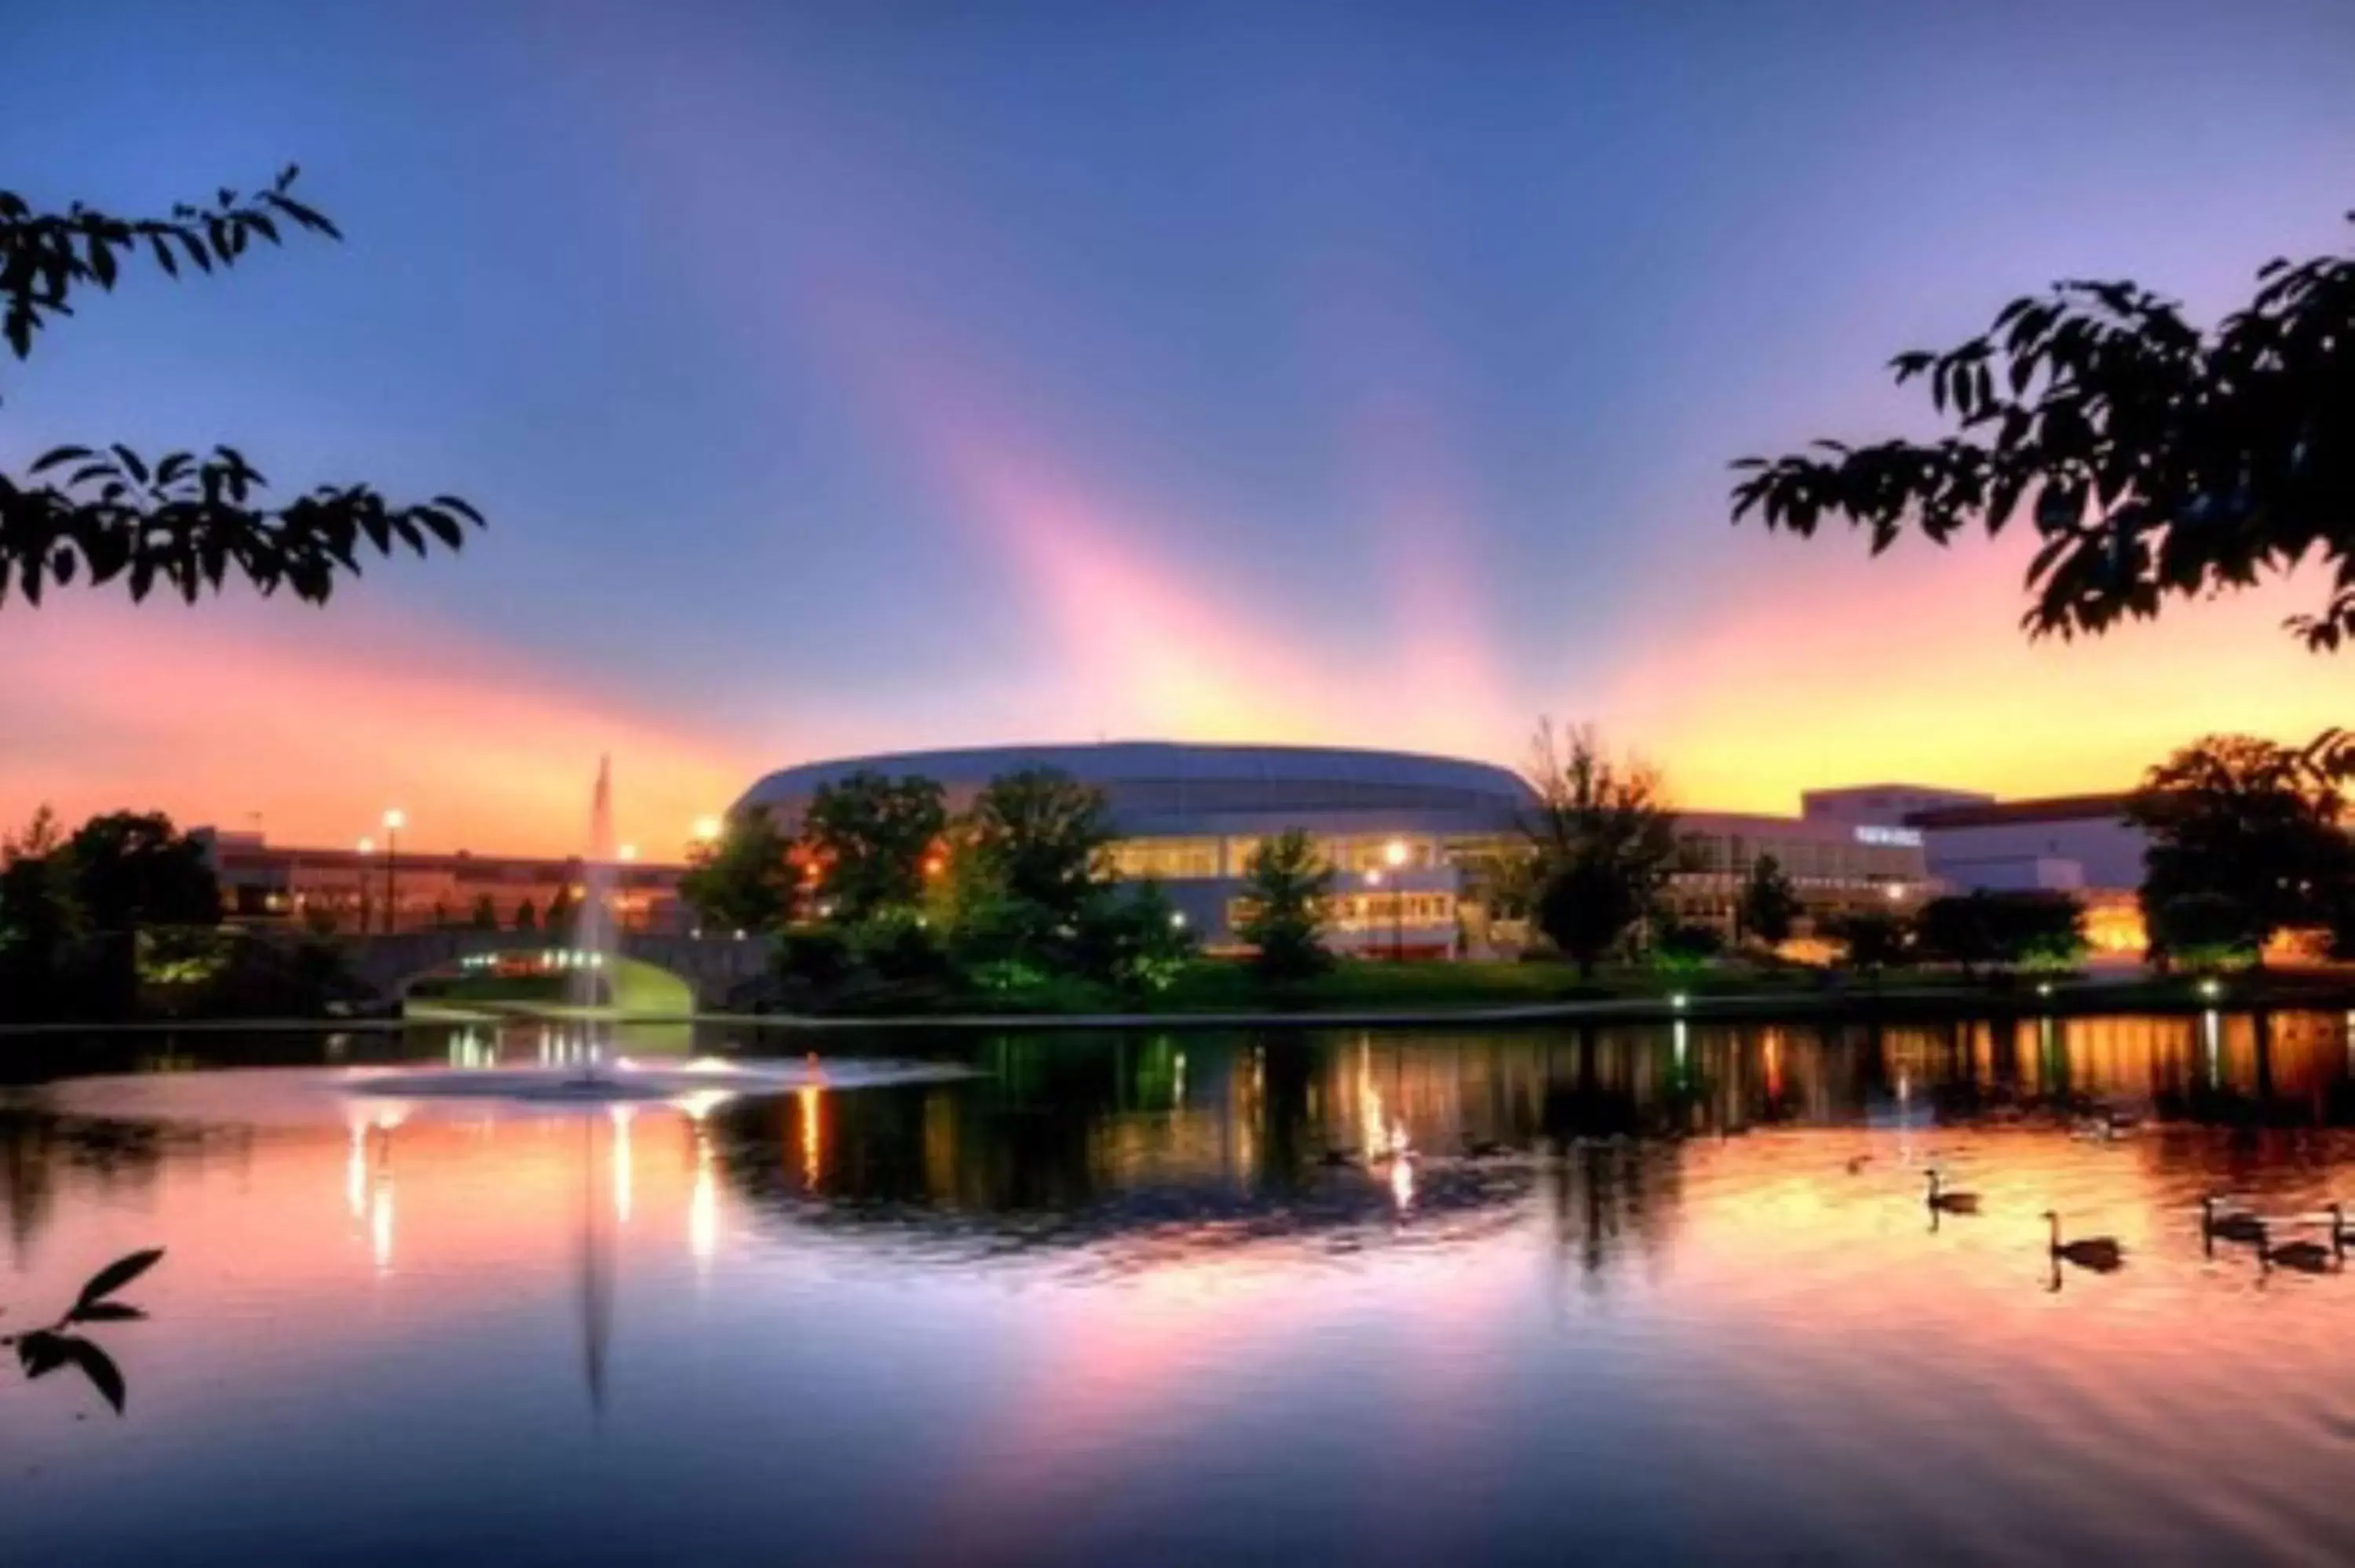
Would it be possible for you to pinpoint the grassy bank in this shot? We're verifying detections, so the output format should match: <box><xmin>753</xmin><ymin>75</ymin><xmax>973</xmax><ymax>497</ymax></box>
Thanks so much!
<box><xmin>770</xmin><ymin>957</ymin><xmax>2355</xmax><ymax>1025</ymax></box>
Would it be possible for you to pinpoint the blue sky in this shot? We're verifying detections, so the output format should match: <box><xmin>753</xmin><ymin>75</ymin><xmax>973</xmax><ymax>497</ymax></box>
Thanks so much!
<box><xmin>4</xmin><ymin>1</ymin><xmax>2350</xmax><ymax>851</ymax></box>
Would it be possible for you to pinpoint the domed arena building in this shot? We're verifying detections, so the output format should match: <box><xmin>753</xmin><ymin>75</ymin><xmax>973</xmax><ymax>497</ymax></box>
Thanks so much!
<box><xmin>735</xmin><ymin>742</ymin><xmax>1539</xmax><ymax>957</ymax></box>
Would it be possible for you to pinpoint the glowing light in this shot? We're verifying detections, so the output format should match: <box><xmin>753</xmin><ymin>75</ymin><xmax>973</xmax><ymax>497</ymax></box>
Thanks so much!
<box><xmin>1170</xmin><ymin>911</ymin><xmax>1187</xmax><ymax>930</ymax></box>
<box><xmin>356</xmin><ymin>837</ymin><xmax>374</xmax><ymax>855</ymax></box>
<box><xmin>689</xmin><ymin>1154</ymin><xmax>717</xmax><ymax>1267</ymax></box>
<box><xmin>2199</xmin><ymin>978</ymin><xmax>2224</xmax><ymax>1001</ymax></box>
<box><xmin>692</xmin><ymin>815</ymin><xmax>722</xmax><ymax>842</ymax></box>
<box><xmin>1671</xmin><ymin>992</ymin><xmax>1689</xmax><ymax>1011</ymax></box>
<box><xmin>382</xmin><ymin>808</ymin><xmax>407</xmax><ymax>832</ymax></box>
<box><xmin>345</xmin><ymin>1120</ymin><xmax>367</xmax><ymax>1220</ymax></box>
<box><xmin>797</xmin><ymin>1084</ymin><xmax>823</xmax><ymax>1191</ymax></box>
<box><xmin>1383</xmin><ymin>838</ymin><xmax>1409</xmax><ymax>870</ymax></box>
<box><xmin>370</xmin><ymin>1159</ymin><xmax>395</xmax><ymax>1275</ymax></box>
<box><xmin>1363</xmin><ymin>869</ymin><xmax>1383</xmax><ymax>888</ymax></box>
<box><xmin>1883</xmin><ymin>882</ymin><xmax>1906</xmax><ymax>903</ymax></box>
<box><xmin>674</xmin><ymin>1088</ymin><xmax>736</xmax><ymax>1122</ymax></box>
<box><xmin>617</xmin><ymin>844</ymin><xmax>639</xmax><ymax>862</ymax></box>
<box><xmin>610</xmin><ymin>1105</ymin><xmax>635</xmax><ymax>1225</ymax></box>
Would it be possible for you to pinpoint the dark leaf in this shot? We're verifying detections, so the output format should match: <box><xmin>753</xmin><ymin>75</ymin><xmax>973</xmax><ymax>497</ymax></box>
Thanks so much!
<box><xmin>57</xmin><ymin>1337</ymin><xmax>126</xmax><ymax>1413</ymax></box>
<box><xmin>16</xmin><ymin>1329</ymin><xmax>70</xmax><ymax>1378</ymax></box>
<box><xmin>73</xmin><ymin>1248</ymin><xmax>163</xmax><ymax>1314</ymax></box>
<box><xmin>31</xmin><ymin>446</ymin><xmax>93</xmax><ymax>475</ymax></box>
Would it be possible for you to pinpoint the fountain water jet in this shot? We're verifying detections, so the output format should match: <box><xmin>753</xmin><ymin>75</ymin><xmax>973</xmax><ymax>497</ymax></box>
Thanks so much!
<box><xmin>563</xmin><ymin>755</ymin><xmax>623</xmax><ymax>1084</ymax></box>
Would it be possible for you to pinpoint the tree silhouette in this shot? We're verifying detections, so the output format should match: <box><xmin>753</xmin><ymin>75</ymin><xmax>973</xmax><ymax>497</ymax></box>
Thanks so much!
<box><xmin>1735</xmin><ymin>853</ymin><xmax>1802</xmax><ymax>949</ymax></box>
<box><xmin>1732</xmin><ymin>212</ymin><xmax>2353</xmax><ymax>650</ymax></box>
<box><xmin>1521</xmin><ymin>722</ymin><xmax>1679</xmax><ymax>979</ymax></box>
<box><xmin>2127</xmin><ymin>733</ymin><xmax>2352</xmax><ymax>962</ymax></box>
<box><xmin>2</xmin><ymin>166</ymin><xmax>481</xmax><ymax>607</ymax></box>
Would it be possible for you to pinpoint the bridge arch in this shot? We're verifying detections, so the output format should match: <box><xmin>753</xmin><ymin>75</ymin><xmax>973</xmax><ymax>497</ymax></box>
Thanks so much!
<box><xmin>346</xmin><ymin>930</ymin><xmax>770</xmax><ymax>1017</ymax></box>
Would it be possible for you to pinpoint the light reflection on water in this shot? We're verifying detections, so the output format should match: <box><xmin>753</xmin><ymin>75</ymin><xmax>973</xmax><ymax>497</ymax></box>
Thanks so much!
<box><xmin>3</xmin><ymin>1012</ymin><xmax>2355</xmax><ymax>1564</ymax></box>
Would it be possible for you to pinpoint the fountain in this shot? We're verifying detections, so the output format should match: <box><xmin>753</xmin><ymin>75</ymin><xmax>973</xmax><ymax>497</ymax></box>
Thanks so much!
<box><xmin>332</xmin><ymin>756</ymin><xmax>973</xmax><ymax>1107</ymax></box>
<box><xmin>575</xmin><ymin>753</ymin><xmax>619</xmax><ymax>1022</ymax></box>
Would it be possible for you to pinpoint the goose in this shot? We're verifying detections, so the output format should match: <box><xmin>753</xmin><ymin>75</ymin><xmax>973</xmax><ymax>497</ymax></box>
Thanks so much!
<box><xmin>2257</xmin><ymin>1220</ymin><xmax>2339</xmax><ymax>1276</ymax></box>
<box><xmin>1926</xmin><ymin>1170</ymin><xmax>1980</xmax><ymax>1215</ymax></box>
<box><xmin>1845</xmin><ymin>1154</ymin><xmax>1872</xmax><ymax>1176</ymax></box>
<box><xmin>2043</xmin><ymin>1211</ymin><xmax>2125</xmax><ymax>1272</ymax></box>
<box><xmin>2200</xmin><ymin>1194</ymin><xmax>2267</xmax><ymax>1245</ymax></box>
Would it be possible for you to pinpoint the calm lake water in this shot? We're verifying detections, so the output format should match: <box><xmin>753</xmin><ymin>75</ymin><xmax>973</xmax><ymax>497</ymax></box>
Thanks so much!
<box><xmin>6</xmin><ymin>1012</ymin><xmax>2355</xmax><ymax>1565</ymax></box>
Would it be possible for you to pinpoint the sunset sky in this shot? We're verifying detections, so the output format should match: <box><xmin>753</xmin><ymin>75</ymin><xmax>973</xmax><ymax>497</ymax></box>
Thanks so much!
<box><xmin>4</xmin><ymin>1</ymin><xmax>2350</xmax><ymax>856</ymax></box>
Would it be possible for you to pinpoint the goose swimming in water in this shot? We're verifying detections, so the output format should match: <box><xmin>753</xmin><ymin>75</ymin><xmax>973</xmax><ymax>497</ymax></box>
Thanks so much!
<box><xmin>2200</xmin><ymin>1194</ymin><xmax>2267</xmax><ymax>1245</ymax></box>
<box><xmin>2257</xmin><ymin>1220</ymin><xmax>2340</xmax><ymax>1275</ymax></box>
<box><xmin>2043</xmin><ymin>1211</ymin><xmax>2125</xmax><ymax>1272</ymax></box>
<box><xmin>1926</xmin><ymin>1170</ymin><xmax>1980</xmax><ymax>1215</ymax></box>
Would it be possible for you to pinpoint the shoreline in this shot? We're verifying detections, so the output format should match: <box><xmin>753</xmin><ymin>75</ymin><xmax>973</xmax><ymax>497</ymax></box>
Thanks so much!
<box><xmin>6</xmin><ymin>972</ymin><xmax>2350</xmax><ymax>1038</ymax></box>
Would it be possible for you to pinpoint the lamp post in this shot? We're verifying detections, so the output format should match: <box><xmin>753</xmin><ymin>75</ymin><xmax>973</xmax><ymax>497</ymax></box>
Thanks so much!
<box><xmin>1383</xmin><ymin>839</ymin><xmax>1409</xmax><ymax>961</ymax></box>
<box><xmin>382</xmin><ymin>809</ymin><xmax>406</xmax><ymax>933</ymax></box>
<box><xmin>356</xmin><ymin>837</ymin><xmax>375</xmax><ymax>934</ymax></box>
<box><xmin>1362</xmin><ymin>867</ymin><xmax>1385</xmax><ymax>961</ymax></box>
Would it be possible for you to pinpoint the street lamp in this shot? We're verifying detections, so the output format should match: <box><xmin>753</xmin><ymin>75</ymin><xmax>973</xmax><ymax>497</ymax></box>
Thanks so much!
<box><xmin>382</xmin><ymin>809</ymin><xmax>406</xmax><ymax>932</ymax></box>
<box><xmin>356</xmin><ymin>837</ymin><xmax>374</xmax><ymax>934</ymax></box>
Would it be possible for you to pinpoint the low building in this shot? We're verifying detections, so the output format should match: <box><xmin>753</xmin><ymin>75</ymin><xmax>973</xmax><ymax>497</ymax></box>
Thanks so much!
<box><xmin>737</xmin><ymin>742</ymin><xmax>1528</xmax><ymax>957</ymax></box>
<box><xmin>1661</xmin><ymin>808</ymin><xmax>1935</xmax><ymax>935</ymax></box>
<box><xmin>736</xmin><ymin>743</ymin><xmax>1950</xmax><ymax>956</ymax></box>
<box><xmin>1903</xmin><ymin>795</ymin><xmax>2151</xmax><ymax>957</ymax></box>
<box><xmin>192</xmin><ymin>829</ymin><xmax>688</xmax><ymax>935</ymax></box>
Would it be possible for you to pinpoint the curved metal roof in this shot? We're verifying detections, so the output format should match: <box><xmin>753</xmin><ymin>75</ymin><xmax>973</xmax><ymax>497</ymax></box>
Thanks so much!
<box><xmin>736</xmin><ymin>742</ymin><xmax>1535</xmax><ymax>839</ymax></box>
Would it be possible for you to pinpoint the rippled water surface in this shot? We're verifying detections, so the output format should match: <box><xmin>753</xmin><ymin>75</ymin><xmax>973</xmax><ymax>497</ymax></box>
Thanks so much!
<box><xmin>6</xmin><ymin>1012</ymin><xmax>2355</xmax><ymax>1565</ymax></box>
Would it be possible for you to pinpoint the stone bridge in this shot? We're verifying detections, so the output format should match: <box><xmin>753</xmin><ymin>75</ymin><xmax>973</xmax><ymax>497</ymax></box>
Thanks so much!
<box><xmin>345</xmin><ymin>929</ymin><xmax>772</xmax><ymax>1013</ymax></box>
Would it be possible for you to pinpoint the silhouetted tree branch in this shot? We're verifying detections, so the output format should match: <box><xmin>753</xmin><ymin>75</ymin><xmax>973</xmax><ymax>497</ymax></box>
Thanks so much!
<box><xmin>1</xmin><ymin>166</ymin><xmax>482</xmax><ymax>608</ymax></box>
<box><xmin>1732</xmin><ymin>211</ymin><xmax>2354</xmax><ymax>651</ymax></box>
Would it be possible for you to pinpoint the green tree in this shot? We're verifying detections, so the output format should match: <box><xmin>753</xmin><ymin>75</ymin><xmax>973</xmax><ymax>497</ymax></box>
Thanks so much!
<box><xmin>676</xmin><ymin>807</ymin><xmax>797</xmax><ymax>934</ymax></box>
<box><xmin>2147</xmin><ymin>891</ymin><xmax>2262</xmax><ymax>971</ymax></box>
<box><xmin>1236</xmin><ymin>829</ymin><xmax>1332</xmax><ymax>980</ymax></box>
<box><xmin>1831</xmin><ymin>910</ymin><xmax>1911</xmax><ymax>974</ymax></box>
<box><xmin>511</xmin><ymin>899</ymin><xmax>539</xmax><ymax>934</ymax></box>
<box><xmin>63</xmin><ymin>812</ymin><xmax>219</xmax><ymax>934</ymax></box>
<box><xmin>2127</xmin><ymin>734</ymin><xmax>2352</xmax><ymax>965</ymax></box>
<box><xmin>1732</xmin><ymin>212</ymin><xmax>2354</xmax><ymax>649</ymax></box>
<box><xmin>1736</xmin><ymin>853</ymin><xmax>1802</xmax><ymax>949</ymax></box>
<box><xmin>1650</xmin><ymin>918</ymin><xmax>1725</xmax><ymax>975</ymax></box>
<box><xmin>469</xmin><ymin>894</ymin><xmax>498</xmax><ymax>930</ymax></box>
<box><xmin>1072</xmin><ymin>879</ymin><xmax>1197</xmax><ymax>995</ymax></box>
<box><xmin>963</xmin><ymin>769</ymin><xmax>1115</xmax><ymax>925</ymax></box>
<box><xmin>801</xmin><ymin>771</ymin><xmax>947</xmax><ymax>923</ymax></box>
<box><xmin>2</xmin><ymin>168</ymin><xmax>480</xmax><ymax>608</ymax></box>
<box><xmin>545</xmin><ymin>884</ymin><xmax>579</xmax><ymax>939</ymax></box>
<box><xmin>0</xmin><ymin>807</ymin><xmax>74</xmax><ymax>1019</ymax></box>
<box><xmin>1521</xmin><ymin>722</ymin><xmax>1680</xmax><ymax>978</ymax></box>
<box><xmin>1914</xmin><ymin>892</ymin><xmax>2087</xmax><ymax>975</ymax></box>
